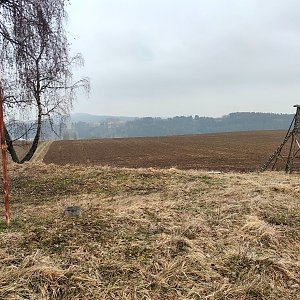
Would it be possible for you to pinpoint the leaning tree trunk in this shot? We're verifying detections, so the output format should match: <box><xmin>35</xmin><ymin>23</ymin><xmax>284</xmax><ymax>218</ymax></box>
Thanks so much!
<box><xmin>4</xmin><ymin>126</ymin><xmax>20</xmax><ymax>163</ymax></box>
<box><xmin>4</xmin><ymin>100</ymin><xmax>43</xmax><ymax>164</ymax></box>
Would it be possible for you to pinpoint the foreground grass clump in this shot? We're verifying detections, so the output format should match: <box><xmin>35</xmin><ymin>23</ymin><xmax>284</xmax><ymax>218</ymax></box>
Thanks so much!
<box><xmin>0</xmin><ymin>163</ymin><xmax>299</xmax><ymax>299</ymax></box>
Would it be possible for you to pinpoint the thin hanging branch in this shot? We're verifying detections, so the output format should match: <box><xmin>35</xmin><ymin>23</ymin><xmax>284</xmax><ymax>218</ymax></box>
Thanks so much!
<box><xmin>0</xmin><ymin>0</ymin><xmax>89</xmax><ymax>163</ymax></box>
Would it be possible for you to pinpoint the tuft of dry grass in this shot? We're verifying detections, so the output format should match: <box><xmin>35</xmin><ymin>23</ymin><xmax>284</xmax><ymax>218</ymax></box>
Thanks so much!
<box><xmin>0</xmin><ymin>162</ymin><xmax>299</xmax><ymax>299</ymax></box>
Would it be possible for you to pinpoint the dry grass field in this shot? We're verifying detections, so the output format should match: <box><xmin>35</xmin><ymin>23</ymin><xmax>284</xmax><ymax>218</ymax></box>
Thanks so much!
<box><xmin>43</xmin><ymin>131</ymin><xmax>288</xmax><ymax>172</ymax></box>
<box><xmin>0</xmin><ymin>162</ymin><xmax>299</xmax><ymax>299</ymax></box>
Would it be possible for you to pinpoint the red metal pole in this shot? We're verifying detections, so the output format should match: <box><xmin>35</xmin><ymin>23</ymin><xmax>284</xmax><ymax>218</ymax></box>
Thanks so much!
<box><xmin>0</xmin><ymin>83</ymin><xmax>10</xmax><ymax>225</ymax></box>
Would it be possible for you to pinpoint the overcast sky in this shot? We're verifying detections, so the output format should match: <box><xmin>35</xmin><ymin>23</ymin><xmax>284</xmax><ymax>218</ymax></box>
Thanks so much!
<box><xmin>67</xmin><ymin>0</ymin><xmax>300</xmax><ymax>117</ymax></box>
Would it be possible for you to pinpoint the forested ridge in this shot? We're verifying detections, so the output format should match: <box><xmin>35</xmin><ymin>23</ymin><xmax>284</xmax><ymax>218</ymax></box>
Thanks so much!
<box><xmin>64</xmin><ymin>112</ymin><xmax>293</xmax><ymax>139</ymax></box>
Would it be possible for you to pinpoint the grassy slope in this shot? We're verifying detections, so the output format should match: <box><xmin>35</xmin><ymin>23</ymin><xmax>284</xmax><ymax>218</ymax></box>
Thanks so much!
<box><xmin>31</xmin><ymin>141</ymin><xmax>53</xmax><ymax>163</ymax></box>
<box><xmin>0</xmin><ymin>163</ymin><xmax>299</xmax><ymax>299</ymax></box>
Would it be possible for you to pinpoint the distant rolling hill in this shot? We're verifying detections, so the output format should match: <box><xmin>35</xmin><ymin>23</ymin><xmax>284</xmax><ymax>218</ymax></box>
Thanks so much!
<box><xmin>67</xmin><ymin>112</ymin><xmax>294</xmax><ymax>139</ymax></box>
<box><xmin>70</xmin><ymin>113</ymin><xmax>136</xmax><ymax>123</ymax></box>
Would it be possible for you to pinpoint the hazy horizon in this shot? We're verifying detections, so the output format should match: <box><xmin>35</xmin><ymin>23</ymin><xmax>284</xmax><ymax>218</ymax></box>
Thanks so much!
<box><xmin>71</xmin><ymin>110</ymin><xmax>295</xmax><ymax>119</ymax></box>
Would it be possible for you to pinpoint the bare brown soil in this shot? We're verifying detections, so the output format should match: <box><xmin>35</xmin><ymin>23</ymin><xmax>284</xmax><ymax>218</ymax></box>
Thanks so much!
<box><xmin>43</xmin><ymin>130</ymin><xmax>288</xmax><ymax>171</ymax></box>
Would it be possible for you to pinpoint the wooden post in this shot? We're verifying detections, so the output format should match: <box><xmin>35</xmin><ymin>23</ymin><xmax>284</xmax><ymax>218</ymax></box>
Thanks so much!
<box><xmin>0</xmin><ymin>83</ymin><xmax>10</xmax><ymax>225</ymax></box>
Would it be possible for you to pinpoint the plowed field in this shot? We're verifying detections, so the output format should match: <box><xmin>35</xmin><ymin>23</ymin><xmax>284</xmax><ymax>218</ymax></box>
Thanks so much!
<box><xmin>43</xmin><ymin>130</ymin><xmax>289</xmax><ymax>171</ymax></box>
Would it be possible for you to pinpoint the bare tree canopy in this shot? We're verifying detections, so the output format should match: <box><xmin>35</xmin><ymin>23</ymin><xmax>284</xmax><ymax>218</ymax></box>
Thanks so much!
<box><xmin>0</xmin><ymin>0</ymin><xmax>89</xmax><ymax>163</ymax></box>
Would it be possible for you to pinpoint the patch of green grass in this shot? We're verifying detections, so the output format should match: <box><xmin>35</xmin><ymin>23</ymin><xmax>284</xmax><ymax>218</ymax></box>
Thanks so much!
<box><xmin>94</xmin><ymin>185</ymin><xmax>119</xmax><ymax>197</ymax></box>
<box><xmin>246</xmin><ymin>287</ymin><xmax>265</xmax><ymax>300</ymax></box>
<box><xmin>0</xmin><ymin>218</ymin><xmax>24</xmax><ymax>232</ymax></box>
<box><xmin>262</xmin><ymin>209</ymin><xmax>300</xmax><ymax>227</ymax></box>
<box><xmin>200</xmin><ymin>175</ymin><xmax>217</xmax><ymax>184</ymax></box>
<box><xmin>123</xmin><ymin>243</ymin><xmax>153</xmax><ymax>260</ymax></box>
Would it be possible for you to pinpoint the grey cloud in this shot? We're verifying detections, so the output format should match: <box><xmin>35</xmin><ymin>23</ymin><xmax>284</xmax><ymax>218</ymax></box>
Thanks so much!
<box><xmin>67</xmin><ymin>0</ymin><xmax>300</xmax><ymax>117</ymax></box>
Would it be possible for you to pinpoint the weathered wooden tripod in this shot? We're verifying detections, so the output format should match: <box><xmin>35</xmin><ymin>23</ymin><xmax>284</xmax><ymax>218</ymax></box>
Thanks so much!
<box><xmin>261</xmin><ymin>105</ymin><xmax>300</xmax><ymax>173</ymax></box>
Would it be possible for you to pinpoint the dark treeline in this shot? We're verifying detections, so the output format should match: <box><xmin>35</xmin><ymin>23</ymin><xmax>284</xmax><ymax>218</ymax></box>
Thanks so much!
<box><xmin>65</xmin><ymin>112</ymin><xmax>294</xmax><ymax>139</ymax></box>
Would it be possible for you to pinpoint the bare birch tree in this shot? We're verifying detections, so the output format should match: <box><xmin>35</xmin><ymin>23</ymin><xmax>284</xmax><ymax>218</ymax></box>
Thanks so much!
<box><xmin>0</xmin><ymin>0</ymin><xmax>89</xmax><ymax>163</ymax></box>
